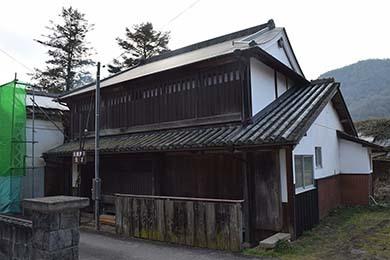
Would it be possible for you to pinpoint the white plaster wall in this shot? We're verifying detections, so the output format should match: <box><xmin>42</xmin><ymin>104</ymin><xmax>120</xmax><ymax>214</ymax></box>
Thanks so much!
<box><xmin>26</xmin><ymin>119</ymin><xmax>64</xmax><ymax>167</ymax></box>
<box><xmin>293</xmin><ymin>102</ymin><xmax>344</xmax><ymax>180</ymax></box>
<box><xmin>261</xmin><ymin>31</ymin><xmax>304</xmax><ymax>76</ymax></box>
<box><xmin>276</xmin><ymin>71</ymin><xmax>287</xmax><ymax>97</ymax></box>
<box><xmin>250</xmin><ymin>58</ymin><xmax>275</xmax><ymax>115</ymax></box>
<box><xmin>22</xmin><ymin>119</ymin><xmax>64</xmax><ymax>198</ymax></box>
<box><xmin>264</xmin><ymin>42</ymin><xmax>292</xmax><ymax>69</ymax></box>
<box><xmin>339</xmin><ymin>139</ymin><xmax>371</xmax><ymax>174</ymax></box>
<box><xmin>279</xmin><ymin>149</ymin><xmax>288</xmax><ymax>202</ymax></box>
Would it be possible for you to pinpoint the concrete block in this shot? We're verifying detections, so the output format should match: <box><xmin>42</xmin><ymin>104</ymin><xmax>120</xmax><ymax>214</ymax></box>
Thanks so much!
<box><xmin>23</xmin><ymin>196</ymin><xmax>89</xmax><ymax>213</ymax></box>
<box><xmin>259</xmin><ymin>232</ymin><xmax>291</xmax><ymax>249</ymax></box>
<box><xmin>60</xmin><ymin>210</ymin><xmax>79</xmax><ymax>229</ymax></box>
<box><xmin>33</xmin><ymin>229</ymin><xmax>73</xmax><ymax>251</ymax></box>
<box><xmin>33</xmin><ymin>246</ymin><xmax>78</xmax><ymax>260</ymax></box>
<box><xmin>32</xmin><ymin>212</ymin><xmax>60</xmax><ymax>231</ymax></box>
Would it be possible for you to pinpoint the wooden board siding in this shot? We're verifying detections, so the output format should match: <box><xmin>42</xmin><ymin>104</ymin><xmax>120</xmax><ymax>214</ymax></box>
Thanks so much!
<box><xmin>317</xmin><ymin>175</ymin><xmax>341</xmax><ymax>219</ymax></box>
<box><xmin>162</xmin><ymin>154</ymin><xmax>243</xmax><ymax>200</ymax></box>
<box><xmin>295</xmin><ymin>188</ymin><xmax>319</xmax><ymax>237</ymax></box>
<box><xmin>340</xmin><ymin>174</ymin><xmax>371</xmax><ymax>205</ymax></box>
<box><xmin>44</xmin><ymin>158</ymin><xmax>72</xmax><ymax>196</ymax></box>
<box><xmin>100</xmin><ymin>156</ymin><xmax>154</xmax><ymax>195</ymax></box>
<box><xmin>77</xmin><ymin>155</ymin><xmax>156</xmax><ymax>200</ymax></box>
<box><xmin>69</xmin><ymin>62</ymin><xmax>243</xmax><ymax>139</ymax></box>
<box><xmin>115</xmin><ymin>194</ymin><xmax>243</xmax><ymax>251</ymax></box>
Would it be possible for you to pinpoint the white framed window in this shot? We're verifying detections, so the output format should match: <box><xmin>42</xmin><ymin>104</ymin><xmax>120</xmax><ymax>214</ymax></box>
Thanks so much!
<box><xmin>295</xmin><ymin>155</ymin><xmax>314</xmax><ymax>191</ymax></box>
<box><xmin>315</xmin><ymin>147</ymin><xmax>323</xmax><ymax>168</ymax></box>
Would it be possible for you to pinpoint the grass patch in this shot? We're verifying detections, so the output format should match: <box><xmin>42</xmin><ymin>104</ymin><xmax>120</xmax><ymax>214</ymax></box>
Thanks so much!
<box><xmin>244</xmin><ymin>205</ymin><xmax>390</xmax><ymax>259</ymax></box>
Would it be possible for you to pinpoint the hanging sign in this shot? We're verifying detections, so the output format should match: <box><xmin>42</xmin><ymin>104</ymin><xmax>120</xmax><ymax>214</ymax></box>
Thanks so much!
<box><xmin>73</xmin><ymin>150</ymin><xmax>87</xmax><ymax>164</ymax></box>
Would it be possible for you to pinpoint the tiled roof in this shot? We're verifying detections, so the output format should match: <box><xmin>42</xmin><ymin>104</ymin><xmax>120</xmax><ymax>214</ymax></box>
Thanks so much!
<box><xmin>47</xmin><ymin>81</ymin><xmax>339</xmax><ymax>156</ymax></box>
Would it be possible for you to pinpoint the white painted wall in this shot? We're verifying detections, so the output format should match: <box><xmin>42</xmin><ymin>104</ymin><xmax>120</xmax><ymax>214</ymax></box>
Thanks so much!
<box><xmin>339</xmin><ymin>139</ymin><xmax>372</xmax><ymax>174</ymax></box>
<box><xmin>292</xmin><ymin>101</ymin><xmax>373</xmax><ymax>189</ymax></box>
<box><xmin>264</xmin><ymin>41</ymin><xmax>292</xmax><ymax>69</ymax></box>
<box><xmin>22</xmin><ymin>119</ymin><xmax>64</xmax><ymax>198</ymax></box>
<box><xmin>293</xmin><ymin>102</ymin><xmax>344</xmax><ymax>181</ymax></box>
<box><xmin>250</xmin><ymin>58</ymin><xmax>276</xmax><ymax>115</ymax></box>
<box><xmin>259</xmin><ymin>29</ymin><xmax>304</xmax><ymax>76</ymax></box>
<box><xmin>279</xmin><ymin>149</ymin><xmax>288</xmax><ymax>202</ymax></box>
<box><xmin>276</xmin><ymin>71</ymin><xmax>288</xmax><ymax>97</ymax></box>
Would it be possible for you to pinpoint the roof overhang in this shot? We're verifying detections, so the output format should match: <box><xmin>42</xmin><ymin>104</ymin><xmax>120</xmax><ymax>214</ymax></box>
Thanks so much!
<box><xmin>337</xmin><ymin>130</ymin><xmax>384</xmax><ymax>151</ymax></box>
<box><xmin>59</xmin><ymin>46</ymin><xmax>308</xmax><ymax>101</ymax></box>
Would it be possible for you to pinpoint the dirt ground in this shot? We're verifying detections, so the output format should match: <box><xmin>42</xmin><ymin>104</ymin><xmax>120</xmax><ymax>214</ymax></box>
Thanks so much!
<box><xmin>245</xmin><ymin>205</ymin><xmax>390</xmax><ymax>260</ymax></box>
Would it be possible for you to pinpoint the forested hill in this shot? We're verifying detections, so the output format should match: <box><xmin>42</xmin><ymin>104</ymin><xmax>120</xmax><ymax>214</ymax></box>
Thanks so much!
<box><xmin>321</xmin><ymin>59</ymin><xmax>390</xmax><ymax>121</ymax></box>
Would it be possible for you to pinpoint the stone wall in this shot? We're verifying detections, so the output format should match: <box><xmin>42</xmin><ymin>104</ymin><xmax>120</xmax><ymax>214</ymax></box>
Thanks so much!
<box><xmin>0</xmin><ymin>215</ymin><xmax>32</xmax><ymax>260</ymax></box>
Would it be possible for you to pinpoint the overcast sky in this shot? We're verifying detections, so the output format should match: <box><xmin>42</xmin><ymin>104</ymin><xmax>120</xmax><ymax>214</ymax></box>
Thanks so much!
<box><xmin>1</xmin><ymin>0</ymin><xmax>390</xmax><ymax>84</ymax></box>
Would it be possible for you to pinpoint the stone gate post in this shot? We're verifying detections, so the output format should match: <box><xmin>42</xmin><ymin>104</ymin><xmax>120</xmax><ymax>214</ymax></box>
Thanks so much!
<box><xmin>23</xmin><ymin>196</ymin><xmax>89</xmax><ymax>260</ymax></box>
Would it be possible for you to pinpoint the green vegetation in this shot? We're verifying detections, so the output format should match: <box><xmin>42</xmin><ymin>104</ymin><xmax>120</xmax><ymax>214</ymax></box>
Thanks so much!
<box><xmin>321</xmin><ymin>59</ymin><xmax>390</xmax><ymax>121</ymax></box>
<box><xmin>32</xmin><ymin>7</ymin><xmax>95</xmax><ymax>93</ymax></box>
<box><xmin>107</xmin><ymin>22</ymin><xmax>170</xmax><ymax>74</ymax></box>
<box><xmin>355</xmin><ymin>118</ymin><xmax>390</xmax><ymax>144</ymax></box>
<box><xmin>245</xmin><ymin>206</ymin><xmax>390</xmax><ymax>259</ymax></box>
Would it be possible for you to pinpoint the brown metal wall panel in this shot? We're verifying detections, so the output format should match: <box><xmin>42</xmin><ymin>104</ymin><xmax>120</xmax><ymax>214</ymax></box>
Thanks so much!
<box><xmin>317</xmin><ymin>175</ymin><xmax>341</xmax><ymax>219</ymax></box>
<box><xmin>340</xmin><ymin>174</ymin><xmax>371</xmax><ymax>205</ymax></box>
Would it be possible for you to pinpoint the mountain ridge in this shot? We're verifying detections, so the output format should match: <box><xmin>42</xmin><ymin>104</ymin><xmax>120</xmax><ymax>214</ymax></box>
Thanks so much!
<box><xmin>321</xmin><ymin>59</ymin><xmax>390</xmax><ymax>121</ymax></box>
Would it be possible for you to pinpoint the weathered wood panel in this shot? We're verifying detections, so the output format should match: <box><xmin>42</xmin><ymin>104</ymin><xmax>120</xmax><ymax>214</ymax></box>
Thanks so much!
<box><xmin>115</xmin><ymin>194</ymin><xmax>243</xmax><ymax>251</ymax></box>
<box><xmin>253</xmin><ymin>151</ymin><xmax>282</xmax><ymax>231</ymax></box>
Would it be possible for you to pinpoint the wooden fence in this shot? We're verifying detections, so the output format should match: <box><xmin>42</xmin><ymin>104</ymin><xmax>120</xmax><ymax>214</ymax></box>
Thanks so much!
<box><xmin>115</xmin><ymin>194</ymin><xmax>243</xmax><ymax>251</ymax></box>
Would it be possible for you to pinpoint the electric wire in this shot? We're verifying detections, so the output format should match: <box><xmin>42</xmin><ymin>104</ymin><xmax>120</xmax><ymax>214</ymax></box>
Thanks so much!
<box><xmin>0</xmin><ymin>47</ymin><xmax>34</xmax><ymax>72</ymax></box>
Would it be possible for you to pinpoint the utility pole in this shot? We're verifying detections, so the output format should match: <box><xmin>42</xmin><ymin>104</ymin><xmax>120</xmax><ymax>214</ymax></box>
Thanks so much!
<box><xmin>93</xmin><ymin>62</ymin><xmax>101</xmax><ymax>230</ymax></box>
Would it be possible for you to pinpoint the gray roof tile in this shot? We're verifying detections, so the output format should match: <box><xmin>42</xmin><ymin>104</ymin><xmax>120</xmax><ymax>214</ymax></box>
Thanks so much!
<box><xmin>47</xmin><ymin>80</ymin><xmax>338</xmax><ymax>155</ymax></box>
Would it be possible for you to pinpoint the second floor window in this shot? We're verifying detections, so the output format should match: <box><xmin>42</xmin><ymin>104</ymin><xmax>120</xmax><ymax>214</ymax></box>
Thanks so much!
<box><xmin>295</xmin><ymin>155</ymin><xmax>314</xmax><ymax>190</ymax></box>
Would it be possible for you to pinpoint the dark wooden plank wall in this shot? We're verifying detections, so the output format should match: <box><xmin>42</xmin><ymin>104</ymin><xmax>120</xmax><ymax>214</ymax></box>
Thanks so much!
<box><xmin>245</xmin><ymin>151</ymin><xmax>283</xmax><ymax>242</ymax></box>
<box><xmin>44</xmin><ymin>159</ymin><xmax>72</xmax><ymax>196</ymax></box>
<box><xmin>78</xmin><ymin>155</ymin><xmax>155</xmax><ymax>199</ymax></box>
<box><xmin>161</xmin><ymin>154</ymin><xmax>243</xmax><ymax>200</ymax></box>
<box><xmin>253</xmin><ymin>151</ymin><xmax>282</xmax><ymax>231</ymax></box>
<box><xmin>294</xmin><ymin>188</ymin><xmax>319</xmax><ymax>237</ymax></box>
<box><xmin>115</xmin><ymin>194</ymin><xmax>243</xmax><ymax>251</ymax></box>
<box><xmin>70</xmin><ymin>62</ymin><xmax>242</xmax><ymax>138</ymax></box>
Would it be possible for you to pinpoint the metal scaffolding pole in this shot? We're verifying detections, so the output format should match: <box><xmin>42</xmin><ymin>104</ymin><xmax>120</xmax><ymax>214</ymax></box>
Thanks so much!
<box><xmin>94</xmin><ymin>62</ymin><xmax>101</xmax><ymax>230</ymax></box>
<box><xmin>31</xmin><ymin>79</ymin><xmax>35</xmax><ymax>198</ymax></box>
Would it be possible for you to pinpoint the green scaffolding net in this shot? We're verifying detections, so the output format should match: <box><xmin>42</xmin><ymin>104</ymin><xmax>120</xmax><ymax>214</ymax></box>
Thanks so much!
<box><xmin>0</xmin><ymin>81</ymin><xmax>26</xmax><ymax>213</ymax></box>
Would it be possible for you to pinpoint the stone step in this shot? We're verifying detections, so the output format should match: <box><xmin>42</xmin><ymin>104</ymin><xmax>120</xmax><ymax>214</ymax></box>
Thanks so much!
<box><xmin>259</xmin><ymin>232</ymin><xmax>291</xmax><ymax>249</ymax></box>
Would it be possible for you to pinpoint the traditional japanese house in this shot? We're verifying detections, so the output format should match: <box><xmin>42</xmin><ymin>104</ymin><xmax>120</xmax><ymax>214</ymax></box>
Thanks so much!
<box><xmin>43</xmin><ymin>19</ymin><xmax>380</xmax><ymax>249</ymax></box>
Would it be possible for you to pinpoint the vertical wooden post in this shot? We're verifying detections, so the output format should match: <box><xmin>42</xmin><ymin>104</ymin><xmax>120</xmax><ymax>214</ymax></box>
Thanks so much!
<box><xmin>246</xmin><ymin>152</ymin><xmax>256</xmax><ymax>243</ymax></box>
<box><xmin>152</xmin><ymin>153</ymin><xmax>163</xmax><ymax>196</ymax></box>
<box><xmin>285</xmin><ymin>146</ymin><xmax>296</xmax><ymax>239</ymax></box>
<box><xmin>242</xmin><ymin>152</ymin><xmax>250</xmax><ymax>244</ymax></box>
<box><xmin>235</xmin><ymin>50</ymin><xmax>252</xmax><ymax>125</ymax></box>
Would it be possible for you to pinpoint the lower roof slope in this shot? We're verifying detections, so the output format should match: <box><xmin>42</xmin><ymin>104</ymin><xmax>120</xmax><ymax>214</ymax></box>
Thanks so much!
<box><xmin>47</xmin><ymin>80</ymin><xmax>340</xmax><ymax>156</ymax></box>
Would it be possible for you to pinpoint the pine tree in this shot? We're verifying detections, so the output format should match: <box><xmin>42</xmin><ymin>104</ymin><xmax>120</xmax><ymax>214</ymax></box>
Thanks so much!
<box><xmin>32</xmin><ymin>7</ymin><xmax>95</xmax><ymax>93</ymax></box>
<box><xmin>108</xmin><ymin>22</ymin><xmax>170</xmax><ymax>74</ymax></box>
